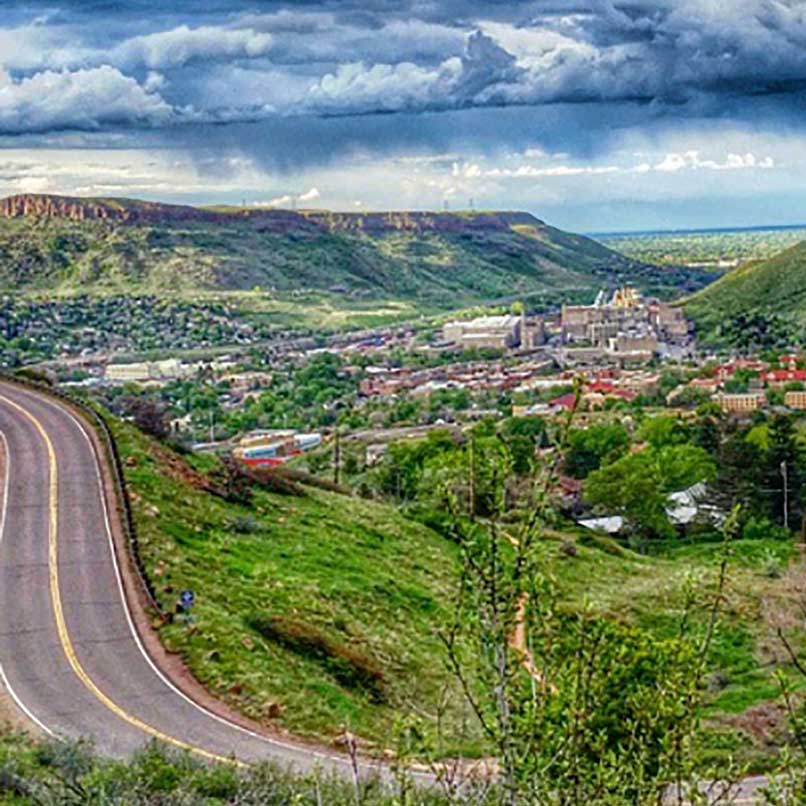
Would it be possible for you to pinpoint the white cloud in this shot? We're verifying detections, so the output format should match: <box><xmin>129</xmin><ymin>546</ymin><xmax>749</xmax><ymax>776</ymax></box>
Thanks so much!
<box><xmin>305</xmin><ymin>31</ymin><xmax>518</xmax><ymax>115</ymax></box>
<box><xmin>113</xmin><ymin>25</ymin><xmax>273</xmax><ymax>69</ymax></box>
<box><xmin>653</xmin><ymin>150</ymin><xmax>775</xmax><ymax>173</ymax></box>
<box><xmin>253</xmin><ymin>194</ymin><xmax>292</xmax><ymax>208</ymax></box>
<box><xmin>298</xmin><ymin>187</ymin><xmax>320</xmax><ymax>203</ymax></box>
<box><xmin>0</xmin><ymin>66</ymin><xmax>173</xmax><ymax>134</ymax></box>
<box><xmin>13</xmin><ymin>175</ymin><xmax>50</xmax><ymax>193</ymax></box>
<box><xmin>251</xmin><ymin>187</ymin><xmax>320</xmax><ymax>208</ymax></box>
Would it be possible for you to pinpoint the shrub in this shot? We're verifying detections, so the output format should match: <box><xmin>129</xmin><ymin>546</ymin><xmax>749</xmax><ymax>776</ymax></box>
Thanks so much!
<box><xmin>247</xmin><ymin>615</ymin><xmax>385</xmax><ymax>701</ymax></box>
<box><xmin>230</xmin><ymin>515</ymin><xmax>262</xmax><ymax>535</ymax></box>
<box><xmin>14</xmin><ymin>366</ymin><xmax>56</xmax><ymax>386</ymax></box>
<box><xmin>742</xmin><ymin>516</ymin><xmax>790</xmax><ymax>542</ymax></box>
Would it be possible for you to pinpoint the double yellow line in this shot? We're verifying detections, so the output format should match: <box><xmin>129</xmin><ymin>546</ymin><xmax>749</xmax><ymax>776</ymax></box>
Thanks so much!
<box><xmin>0</xmin><ymin>394</ymin><xmax>242</xmax><ymax>766</ymax></box>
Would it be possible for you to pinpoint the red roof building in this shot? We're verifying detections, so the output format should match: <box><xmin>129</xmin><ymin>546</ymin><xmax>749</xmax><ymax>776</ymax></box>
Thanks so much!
<box><xmin>761</xmin><ymin>369</ymin><xmax>806</xmax><ymax>387</ymax></box>
<box><xmin>549</xmin><ymin>392</ymin><xmax>578</xmax><ymax>412</ymax></box>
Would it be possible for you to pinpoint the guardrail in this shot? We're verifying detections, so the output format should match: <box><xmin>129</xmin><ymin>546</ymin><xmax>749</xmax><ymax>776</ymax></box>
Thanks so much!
<box><xmin>0</xmin><ymin>372</ymin><xmax>165</xmax><ymax>618</ymax></box>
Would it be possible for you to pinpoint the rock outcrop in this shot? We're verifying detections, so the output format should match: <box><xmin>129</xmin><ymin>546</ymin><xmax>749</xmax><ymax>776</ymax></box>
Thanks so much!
<box><xmin>0</xmin><ymin>194</ymin><xmax>545</xmax><ymax>235</ymax></box>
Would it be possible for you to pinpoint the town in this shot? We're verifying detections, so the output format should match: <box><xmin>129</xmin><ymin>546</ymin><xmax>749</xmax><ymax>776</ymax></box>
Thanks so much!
<box><xmin>21</xmin><ymin>286</ymin><xmax>805</xmax><ymax>477</ymax></box>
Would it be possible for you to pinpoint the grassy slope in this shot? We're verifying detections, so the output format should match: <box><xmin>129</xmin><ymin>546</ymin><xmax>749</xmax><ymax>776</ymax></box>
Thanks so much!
<box><xmin>112</xmin><ymin>418</ymin><xmax>466</xmax><ymax>751</ymax></box>
<box><xmin>566</xmin><ymin>534</ymin><xmax>799</xmax><ymax>769</ymax></box>
<box><xmin>685</xmin><ymin>239</ymin><xmax>806</xmax><ymax>334</ymax></box>
<box><xmin>110</xmin><ymin>417</ymin><xmax>800</xmax><ymax>766</ymax></box>
<box><xmin>0</xmin><ymin>210</ymin><xmax>700</xmax><ymax>306</ymax></box>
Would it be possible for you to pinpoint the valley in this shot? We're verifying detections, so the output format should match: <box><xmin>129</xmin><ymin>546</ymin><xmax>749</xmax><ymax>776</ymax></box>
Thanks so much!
<box><xmin>6</xmin><ymin>193</ymin><xmax>806</xmax><ymax>800</ymax></box>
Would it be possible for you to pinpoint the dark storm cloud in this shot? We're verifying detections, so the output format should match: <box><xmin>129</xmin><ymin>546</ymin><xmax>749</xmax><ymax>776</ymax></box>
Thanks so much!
<box><xmin>3</xmin><ymin>1</ymin><xmax>806</xmax><ymax>168</ymax></box>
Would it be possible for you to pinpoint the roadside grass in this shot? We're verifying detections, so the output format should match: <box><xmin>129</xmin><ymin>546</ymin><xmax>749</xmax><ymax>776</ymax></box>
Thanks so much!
<box><xmin>0</xmin><ymin>732</ymin><xmax>461</xmax><ymax>805</ymax></box>
<box><xmin>111</xmin><ymin>416</ymin><xmax>804</xmax><ymax>767</ymax></box>
<box><xmin>110</xmin><ymin>417</ymin><xmax>478</xmax><ymax>755</ymax></box>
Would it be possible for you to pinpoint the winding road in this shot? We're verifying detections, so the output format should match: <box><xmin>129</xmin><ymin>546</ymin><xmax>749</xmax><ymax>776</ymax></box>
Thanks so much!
<box><xmin>0</xmin><ymin>379</ymin><xmax>381</xmax><ymax>776</ymax></box>
<box><xmin>0</xmin><ymin>379</ymin><xmax>773</xmax><ymax>802</ymax></box>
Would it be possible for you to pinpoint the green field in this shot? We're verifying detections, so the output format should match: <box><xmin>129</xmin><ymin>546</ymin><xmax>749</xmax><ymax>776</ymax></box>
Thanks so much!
<box><xmin>684</xmin><ymin>239</ymin><xmax>806</xmax><ymax>344</ymax></box>
<box><xmin>601</xmin><ymin>226</ymin><xmax>806</xmax><ymax>268</ymax></box>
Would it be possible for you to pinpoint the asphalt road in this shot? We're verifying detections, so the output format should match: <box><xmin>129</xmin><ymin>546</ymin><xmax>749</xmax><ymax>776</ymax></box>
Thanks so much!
<box><xmin>0</xmin><ymin>380</ymin><xmax>386</xmax><ymax>777</ymax></box>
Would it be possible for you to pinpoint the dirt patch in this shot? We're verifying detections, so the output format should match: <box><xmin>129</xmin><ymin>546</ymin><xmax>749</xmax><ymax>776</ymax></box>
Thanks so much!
<box><xmin>725</xmin><ymin>702</ymin><xmax>787</xmax><ymax>746</ymax></box>
<box><xmin>247</xmin><ymin>615</ymin><xmax>386</xmax><ymax>702</ymax></box>
<box><xmin>146</xmin><ymin>442</ymin><xmax>211</xmax><ymax>493</ymax></box>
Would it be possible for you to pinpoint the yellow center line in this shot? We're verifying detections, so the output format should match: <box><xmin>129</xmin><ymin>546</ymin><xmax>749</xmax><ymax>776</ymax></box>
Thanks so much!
<box><xmin>0</xmin><ymin>394</ymin><xmax>243</xmax><ymax>767</ymax></box>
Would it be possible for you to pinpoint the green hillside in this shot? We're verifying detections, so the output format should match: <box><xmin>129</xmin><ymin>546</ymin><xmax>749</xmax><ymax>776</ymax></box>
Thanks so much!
<box><xmin>110</xmin><ymin>416</ymin><xmax>470</xmax><ymax>751</ymax></box>
<box><xmin>99</xmin><ymin>412</ymin><xmax>797</xmax><ymax>768</ymax></box>
<box><xmin>685</xmin><ymin>240</ymin><xmax>806</xmax><ymax>343</ymax></box>
<box><xmin>0</xmin><ymin>194</ymin><xmax>710</xmax><ymax>305</ymax></box>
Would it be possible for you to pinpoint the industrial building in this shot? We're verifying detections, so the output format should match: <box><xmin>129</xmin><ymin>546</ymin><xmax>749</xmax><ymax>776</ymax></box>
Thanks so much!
<box><xmin>560</xmin><ymin>286</ymin><xmax>692</xmax><ymax>359</ymax></box>
<box><xmin>442</xmin><ymin>312</ymin><xmax>545</xmax><ymax>351</ymax></box>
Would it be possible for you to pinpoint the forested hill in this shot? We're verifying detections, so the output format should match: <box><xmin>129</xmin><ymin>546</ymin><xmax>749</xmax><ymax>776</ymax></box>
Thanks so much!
<box><xmin>0</xmin><ymin>194</ymin><xmax>712</xmax><ymax>303</ymax></box>
<box><xmin>685</xmin><ymin>239</ymin><xmax>806</xmax><ymax>345</ymax></box>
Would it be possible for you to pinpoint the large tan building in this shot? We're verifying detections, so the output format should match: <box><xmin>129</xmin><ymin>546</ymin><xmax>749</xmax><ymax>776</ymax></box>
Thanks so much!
<box><xmin>713</xmin><ymin>392</ymin><xmax>766</xmax><ymax>413</ymax></box>
<box><xmin>105</xmin><ymin>358</ymin><xmax>186</xmax><ymax>383</ymax></box>
<box><xmin>561</xmin><ymin>287</ymin><xmax>690</xmax><ymax>356</ymax></box>
<box><xmin>785</xmin><ymin>390</ymin><xmax>806</xmax><ymax>410</ymax></box>
<box><xmin>443</xmin><ymin>315</ymin><xmax>522</xmax><ymax>350</ymax></box>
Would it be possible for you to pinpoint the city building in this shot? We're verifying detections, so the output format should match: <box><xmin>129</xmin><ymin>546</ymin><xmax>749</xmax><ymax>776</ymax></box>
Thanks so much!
<box><xmin>785</xmin><ymin>390</ymin><xmax>806</xmax><ymax>410</ymax></box>
<box><xmin>560</xmin><ymin>286</ymin><xmax>692</xmax><ymax>361</ymax></box>
<box><xmin>442</xmin><ymin>312</ymin><xmax>545</xmax><ymax>351</ymax></box>
<box><xmin>712</xmin><ymin>392</ymin><xmax>766</xmax><ymax>414</ymax></box>
<box><xmin>105</xmin><ymin>358</ymin><xmax>187</xmax><ymax>383</ymax></box>
<box><xmin>760</xmin><ymin>369</ymin><xmax>806</xmax><ymax>388</ymax></box>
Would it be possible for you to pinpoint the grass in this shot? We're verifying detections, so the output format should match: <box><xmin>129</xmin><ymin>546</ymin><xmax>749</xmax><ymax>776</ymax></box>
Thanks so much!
<box><xmin>684</xmin><ymin>238</ymin><xmax>806</xmax><ymax>340</ymax></box>
<box><xmin>111</xmin><ymin>418</ymin><xmax>469</xmax><ymax>753</ymax></box>
<box><xmin>546</xmin><ymin>531</ymin><xmax>801</xmax><ymax>772</ymax></box>
<box><xmin>0</xmin><ymin>732</ymin><xmax>463</xmax><ymax>805</ymax></box>
<box><xmin>110</xmin><ymin>415</ymin><xmax>805</xmax><ymax>768</ymax></box>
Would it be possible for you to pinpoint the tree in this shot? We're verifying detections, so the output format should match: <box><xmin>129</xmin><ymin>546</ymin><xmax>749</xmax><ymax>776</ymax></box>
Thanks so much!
<box><xmin>564</xmin><ymin>422</ymin><xmax>630</xmax><ymax>479</ymax></box>
<box><xmin>657</xmin><ymin>443</ymin><xmax>717</xmax><ymax>492</ymax></box>
<box><xmin>637</xmin><ymin>414</ymin><xmax>689</xmax><ymax>450</ymax></box>
<box><xmin>585</xmin><ymin>451</ymin><xmax>674</xmax><ymax>539</ymax></box>
<box><xmin>763</xmin><ymin>414</ymin><xmax>806</xmax><ymax>529</ymax></box>
<box><xmin>500</xmin><ymin>417</ymin><xmax>546</xmax><ymax>475</ymax></box>
<box><xmin>433</xmin><ymin>429</ymin><xmax>737</xmax><ymax>804</ymax></box>
<box><xmin>585</xmin><ymin>442</ymin><xmax>716</xmax><ymax>540</ymax></box>
<box><xmin>122</xmin><ymin>396</ymin><xmax>171</xmax><ymax>440</ymax></box>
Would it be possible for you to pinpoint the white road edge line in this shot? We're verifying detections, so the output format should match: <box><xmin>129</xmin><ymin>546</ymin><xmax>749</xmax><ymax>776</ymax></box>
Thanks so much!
<box><xmin>34</xmin><ymin>390</ymin><xmax>383</xmax><ymax>773</ymax></box>
<box><xmin>0</xmin><ymin>427</ymin><xmax>57</xmax><ymax>738</ymax></box>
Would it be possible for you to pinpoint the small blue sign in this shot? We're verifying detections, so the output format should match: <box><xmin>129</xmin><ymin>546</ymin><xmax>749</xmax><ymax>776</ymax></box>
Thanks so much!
<box><xmin>180</xmin><ymin>590</ymin><xmax>195</xmax><ymax>609</ymax></box>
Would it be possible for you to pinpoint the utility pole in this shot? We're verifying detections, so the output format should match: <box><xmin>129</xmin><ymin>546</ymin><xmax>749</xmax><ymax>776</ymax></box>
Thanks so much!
<box><xmin>469</xmin><ymin>437</ymin><xmax>476</xmax><ymax>519</ymax></box>
<box><xmin>782</xmin><ymin>460</ymin><xmax>789</xmax><ymax>530</ymax></box>
<box><xmin>333</xmin><ymin>428</ymin><xmax>341</xmax><ymax>486</ymax></box>
<box><xmin>209</xmin><ymin>410</ymin><xmax>215</xmax><ymax>444</ymax></box>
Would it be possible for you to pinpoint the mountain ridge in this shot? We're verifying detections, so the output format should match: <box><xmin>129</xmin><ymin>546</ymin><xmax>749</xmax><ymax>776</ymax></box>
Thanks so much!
<box><xmin>0</xmin><ymin>193</ymin><xmax>543</xmax><ymax>234</ymax></box>
<box><xmin>0</xmin><ymin>194</ymin><xmax>713</xmax><ymax>303</ymax></box>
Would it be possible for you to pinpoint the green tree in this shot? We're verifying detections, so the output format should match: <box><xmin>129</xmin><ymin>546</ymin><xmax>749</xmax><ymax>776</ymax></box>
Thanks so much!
<box><xmin>435</xmin><ymin>431</ymin><xmax>737</xmax><ymax>804</ymax></box>
<box><xmin>564</xmin><ymin>422</ymin><xmax>630</xmax><ymax>479</ymax></box>
<box><xmin>585</xmin><ymin>451</ymin><xmax>674</xmax><ymax>539</ymax></box>
<box><xmin>763</xmin><ymin>414</ymin><xmax>806</xmax><ymax>529</ymax></box>
<box><xmin>637</xmin><ymin>414</ymin><xmax>689</xmax><ymax>450</ymax></box>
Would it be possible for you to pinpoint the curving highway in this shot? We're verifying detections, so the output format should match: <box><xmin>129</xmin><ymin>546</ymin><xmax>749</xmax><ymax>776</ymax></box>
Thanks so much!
<box><xmin>0</xmin><ymin>379</ymin><xmax>380</xmax><ymax>776</ymax></box>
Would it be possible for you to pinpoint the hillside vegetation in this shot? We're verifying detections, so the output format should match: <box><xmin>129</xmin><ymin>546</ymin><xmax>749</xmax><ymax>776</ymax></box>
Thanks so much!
<box><xmin>101</xmin><ymin>413</ymin><xmax>800</xmax><ymax>769</ymax></box>
<box><xmin>111</xmin><ymin>417</ymin><xmax>469</xmax><ymax>751</ymax></box>
<box><xmin>685</xmin><ymin>240</ymin><xmax>806</xmax><ymax>343</ymax></box>
<box><xmin>0</xmin><ymin>194</ymin><xmax>709</xmax><ymax>305</ymax></box>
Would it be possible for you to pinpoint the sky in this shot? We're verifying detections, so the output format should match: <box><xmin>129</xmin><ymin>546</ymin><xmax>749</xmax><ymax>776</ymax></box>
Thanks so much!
<box><xmin>3</xmin><ymin>1</ymin><xmax>806</xmax><ymax>231</ymax></box>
